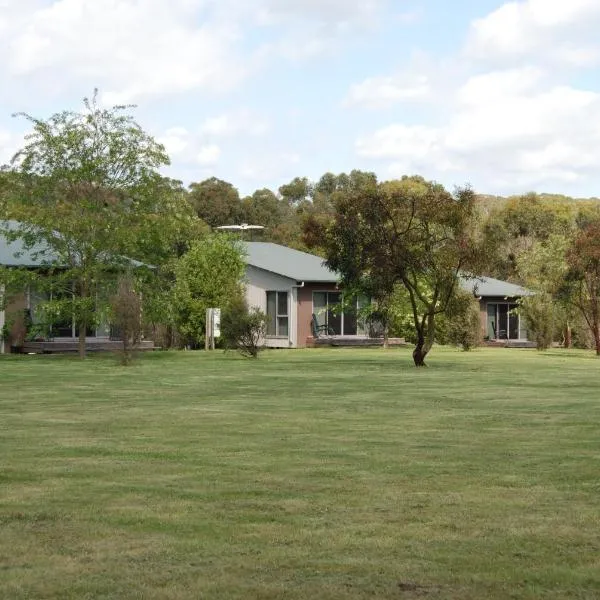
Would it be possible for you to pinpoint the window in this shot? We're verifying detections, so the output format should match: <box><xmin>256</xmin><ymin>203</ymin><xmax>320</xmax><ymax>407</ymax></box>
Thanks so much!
<box><xmin>266</xmin><ymin>291</ymin><xmax>289</xmax><ymax>337</ymax></box>
<box><xmin>313</xmin><ymin>292</ymin><xmax>369</xmax><ymax>336</ymax></box>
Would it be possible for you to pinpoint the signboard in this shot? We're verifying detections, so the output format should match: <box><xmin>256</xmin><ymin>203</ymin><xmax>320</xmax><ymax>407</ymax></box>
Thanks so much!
<box><xmin>213</xmin><ymin>308</ymin><xmax>221</xmax><ymax>338</ymax></box>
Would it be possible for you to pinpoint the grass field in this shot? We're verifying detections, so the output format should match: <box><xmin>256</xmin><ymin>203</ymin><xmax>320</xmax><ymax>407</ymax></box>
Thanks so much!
<box><xmin>1</xmin><ymin>347</ymin><xmax>599</xmax><ymax>599</ymax></box>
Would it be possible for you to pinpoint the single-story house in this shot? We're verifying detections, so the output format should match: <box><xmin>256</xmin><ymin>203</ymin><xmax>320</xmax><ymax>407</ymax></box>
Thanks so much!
<box><xmin>244</xmin><ymin>242</ymin><xmax>368</xmax><ymax>348</ymax></box>
<box><xmin>459</xmin><ymin>275</ymin><xmax>532</xmax><ymax>344</ymax></box>
<box><xmin>0</xmin><ymin>220</ymin><xmax>150</xmax><ymax>354</ymax></box>
<box><xmin>244</xmin><ymin>242</ymin><xmax>534</xmax><ymax>348</ymax></box>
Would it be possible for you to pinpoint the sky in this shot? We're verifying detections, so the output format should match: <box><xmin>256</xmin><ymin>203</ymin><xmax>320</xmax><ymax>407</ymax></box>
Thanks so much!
<box><xmin>1</xmin><ymin>0</ymin><xmax>600</xmax><ymax>198</ymax></box>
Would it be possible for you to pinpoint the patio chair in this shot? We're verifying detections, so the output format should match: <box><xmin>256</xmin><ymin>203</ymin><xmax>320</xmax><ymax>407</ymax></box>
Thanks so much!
<box><xmin>311</xmin><ymin>313</ymin><xmax>333</xmax><ymax>338</ymax></box>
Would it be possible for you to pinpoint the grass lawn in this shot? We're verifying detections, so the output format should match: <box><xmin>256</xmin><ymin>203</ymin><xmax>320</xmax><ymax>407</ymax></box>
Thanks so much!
<box><xmin>1</xmin><ymin>347</ymin><xmax>599</xmax><ymax>599</ymax></box>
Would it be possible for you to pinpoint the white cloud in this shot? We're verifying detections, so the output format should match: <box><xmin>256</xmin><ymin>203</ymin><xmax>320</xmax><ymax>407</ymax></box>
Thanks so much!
<box><xmin>200</xmin><ymin>111</ymin><xmax>269</xmax><ymax>137</ymax></box>
<box><xmin>157</xmin><ymin>127</ymin><xmax>192</xmax><ymax>157</ymax></box>
<box><xmin>0</xmin><ymin>0</ymin><xmax>393</xmax><ymax>104</ymax></box>
<box><xmin>466</xmin><ymin>0</ymin><xmax>600</xmax><ymax>66</ymax></box>
<box><xmin>356</xmin><ymin>68</ymin><xmax>600</xmax><ymax>190</ymax></box>
<box><xmin>0</xmin><ymin>130</ymin><xmax>25</xmax><ymax>166</ymax></box>
<box><xmin>196</xmin><ymin>144</ymin><xmax>221</xmax><ymax>166</ymax></box>
<box><xmin>250</xmin><ymin>0</ymin><xmax>385</xmax><ymax>27</ymax></box>
<box><xmin>345</xmin><ymin>74</ymin><xmax>430</xmax><ymax>109</ymax></box>
<box><xmin>7</xmin><ymin>0</ymin><xmax>249</xmax><ymax>104</ymax></box>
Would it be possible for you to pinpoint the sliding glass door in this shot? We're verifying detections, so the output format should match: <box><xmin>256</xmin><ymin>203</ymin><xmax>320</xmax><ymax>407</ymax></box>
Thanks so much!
<box><xmin>313</xmin><ymin>292</ymin><xmax>369</xmax><ymax>336</ymax></box>
<box><xmin>486</xmin><ymin>303</ymin><xmax>526</xmax><ymax>341</ymax></box>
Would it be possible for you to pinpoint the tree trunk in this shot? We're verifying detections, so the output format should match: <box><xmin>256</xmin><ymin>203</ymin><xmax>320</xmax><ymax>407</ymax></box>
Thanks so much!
<box><xmin>78</xmin><ymin>317</ymin><xmax>87</xmax><ymax>359</ymax></box>
<box><xmin>564</xmin><ymin>324</ymin><xmax>572</xmax><ymax>349</ymax></box>
<box><xmin>594</xmin><ymin>322</ymin><xmax>600</xmax><ymax>356</ymax></box>
<box><xmin>78</xmin><ymin>278</ymin><xmax>89</xmax><ymax>360</ymax></box>
<box><xmin>412</xmin><ymin>339</ymin><xmax>428</xmax><ymax>367</ymax></box>
<box><xmin>383</xmin><ymin>322</ymin><xmax>389</xmax><ymax>349</ymax></box>
<box><xmin>122</xmin><ymin>329</ymin><xmax>131</xmax><ymax>365</ymax></box>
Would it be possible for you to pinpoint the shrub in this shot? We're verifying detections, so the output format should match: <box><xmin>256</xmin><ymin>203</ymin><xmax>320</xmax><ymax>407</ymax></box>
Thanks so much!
<box><xmin>518</xmin><ymin>294</ymin><xmax>555</xmax><ymax>351</ymax></box>
<box><xmin>220</xmin><ymin>296</ymin><xmax>266</xmax><ymax>358</ymax></box>
<box><xmin>437</xmin><ymin>291</ymin><xmax>482</xmax><ymax>351</ymax></box>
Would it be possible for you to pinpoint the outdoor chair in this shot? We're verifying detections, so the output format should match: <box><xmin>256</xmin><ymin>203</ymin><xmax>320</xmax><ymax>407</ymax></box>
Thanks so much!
<box><xmin>311</xmin><ymin>313</ymin><xmax>333</xmax><ymax>338</ymax></box>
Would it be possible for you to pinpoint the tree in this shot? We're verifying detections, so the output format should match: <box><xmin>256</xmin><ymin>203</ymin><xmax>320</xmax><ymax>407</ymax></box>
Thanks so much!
<box><xmin>172</xmin><ymin>234</ymin><xmax>246</xmax><ymax>348</ymax></box>
<box><xmin>515</xmin><ymin>234</ymin><xmax>574</xmax><ymax>349</ymax></box>
<box><xmin>313</xmin><ymin>175</ymin><xmax>479</xmax><ymax>366</ymax></box>
<box><xmin>5</xmin><ymin>90</ymin><xmax>170</xmax><ymax>358</ymax></box>
<box><xmin>110</xmin><ymin>273</ymin><xmax>142</xmax><ymax>365</ymax></box>
<box><xmin>241</xmin><ymin>188</ymin><xmax>290</xmax><ymax>231</ymax></box>
<box><xmin>565</xmin><ymin>218</ymin><xmax>600</xmax><ymax>355</ymax></box>
<box><xmin>482</xmin><ymin>193</ymin><xmax>575</xmax><ymax>281</ymax></box>
<box><xmin>279</xmin><ymin>177</ymin><xmax>313</xmax><ymax>208</ymax></box>
<box><xmin>188</xmin><ymin>177</ymin><xmax>242</xmax><ymax>228</ymax></box>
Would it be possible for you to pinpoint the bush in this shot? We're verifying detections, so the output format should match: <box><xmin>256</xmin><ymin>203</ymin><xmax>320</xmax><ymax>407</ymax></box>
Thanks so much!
<box><xmin>220</xmin><ymin>296</ymin><xmax>266</xmax><ymax>358</ymax></box>
<box><xmin>518</xmin><ymin>294</ymin><xmax>555</xmax><ymax>351</ymax></box>
<box><xmin>437</xmin><ymin>291</ymin><xmax>482</xmax><ymax>351</ymax></box>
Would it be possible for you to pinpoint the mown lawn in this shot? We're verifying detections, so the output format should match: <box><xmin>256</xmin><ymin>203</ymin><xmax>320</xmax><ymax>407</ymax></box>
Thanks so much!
<box><xmin>1</xmin><ymin>347</ymin><xmax>599</xmax><ymax>599</ymax></box>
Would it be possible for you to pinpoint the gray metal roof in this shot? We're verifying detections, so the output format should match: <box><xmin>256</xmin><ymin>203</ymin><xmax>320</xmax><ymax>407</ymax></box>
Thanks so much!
<box><xmin>459</xmin><ymin>274</ymin><xmax>532</xmax><ymax>298</ymax></box>
<box><xmin>1</xmin><ymin>220</ymin><xmax>149</xmax><ymax>269</ymax></box>
<box><xmin>0</xmin><ymin>220</ymin><xmax>58</xmax><ymax>267</ymax></box>
<box><xmin>245</xmin><ymin>242</ymin><xmax>338</xmax><ymax>283</ymax></box>
<box><xmin>245</xmin><ymin>242</ymin><xmax>531</xmax><ymax>295</ymax></box>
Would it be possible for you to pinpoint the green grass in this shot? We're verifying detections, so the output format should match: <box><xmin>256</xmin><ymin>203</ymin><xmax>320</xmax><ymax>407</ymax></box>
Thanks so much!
<box><xmin>1</xmin><ymin>347</ymin><xmax>599</xmax><ymax>599</ymax></box>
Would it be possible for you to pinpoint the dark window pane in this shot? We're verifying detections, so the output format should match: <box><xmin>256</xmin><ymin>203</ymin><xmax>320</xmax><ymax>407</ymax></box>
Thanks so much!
<box><xmin>487</xmin><ymin>304</ymin><xmax>497</xmax><ymax>339</ymax></box>
<box><xmin>266</xmin><ymin>292</ymin><xmax>277</xmax><ymax>336</ymax></box>
<box><xmin>313</xmin><ymin>292</ymin><xmax>327</xmax><ymax>327</ymax></box>
<box><xmin>343</xmin><ymin>296</ymin><xmax>357</xmax><ymax>335</ymax></box>
<box><xmin>498</xmin><ymin>304</ymin><xmax>508</xmax><ymax>340</ymax></box>
<box><xmin>328</xmin><ymin>292</ymin><xmax>342</xmax><ymax>335</ymax></box>
<box><xmin>509</xmin><ymin>305</ymin><xmax>519</xmax><ymax>340</ymax></box>
<box><xmin>278</xmin><ymin>317</ymin><xmax>289</xmax><ymax>337</ymax></box>
<box><xmin>277</xmin><ymin>292</ymin><xmax>288</xmax><ymax>316</ymax></box>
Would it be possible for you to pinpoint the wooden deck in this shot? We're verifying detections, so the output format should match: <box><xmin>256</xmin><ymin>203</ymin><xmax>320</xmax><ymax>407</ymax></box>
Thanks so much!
<box><xmin>483</xmin><ymin>340</ymin><xmax>537</xmax><ymax>348</ymax></box>
<box><xmin>20</xmin><ymin>340</ymin><xmax>156</xmax><ymax>354</ymax></box>
<box><xmin>307</xmin><ymin>336</ymin><xmax>407</xmax><ymax>348</ymax></box>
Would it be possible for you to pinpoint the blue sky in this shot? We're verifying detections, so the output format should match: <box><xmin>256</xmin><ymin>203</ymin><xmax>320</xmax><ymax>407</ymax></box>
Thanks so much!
<box><xmin>1</xmin><ymin>0</ymin><xmax>600</xmax><ymax>197</ymax></box>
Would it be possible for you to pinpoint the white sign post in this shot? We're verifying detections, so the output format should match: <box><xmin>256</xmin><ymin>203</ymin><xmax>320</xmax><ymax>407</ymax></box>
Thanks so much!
<box><xmin>205</xmin><ymin>308</ymin><xmax>221</xmax><ymax>351</ymax></box>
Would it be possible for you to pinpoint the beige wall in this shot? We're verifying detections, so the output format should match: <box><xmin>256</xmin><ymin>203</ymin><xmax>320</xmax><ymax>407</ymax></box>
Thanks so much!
<box><xmin>245</xmin><ymin>265</ymin><xmax>298</xmax><ymax>348</ymax></box>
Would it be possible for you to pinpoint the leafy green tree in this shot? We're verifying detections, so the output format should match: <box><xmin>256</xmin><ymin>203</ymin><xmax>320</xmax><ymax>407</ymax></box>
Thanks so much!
<box><xmin>5</xmin><ymin>91</ymin><xmax>170</xmax><ymax>358</ymax></box>
<box><xmin>279</xmin><ymin>177</ymin><xmax>313</xmax><ymax>208</ymax></box>
<box><xmin>241</xmin><ymin>188</ymin><xmax>291</xmax><ymax>230</ymax></box>
<box><xmin>565</xmin><ymin>218</ymin><xmax>600</xmax><ymax>355</ymax></box>
<box><xmin>172</xmin><ymin>234</ymin><xmax>246</xmax><ymax>348</ymax></box>
<box><xmin>516</xmin><ymin>234</ymin><xmax>574</xmax><ymax>348</ymax></box>
<box><xmin>188</xmin><ymin>177</ymin><xmax>242</xmax><ymax>228</ymax></box>
<box><xmin>312</xmin><ymin>174</ymin><xmax>480</xmax><ymax>366</ymax></box>
<box><xmin>483</xmin><ymin>193</ymin><xmax>575</xmax><ymax>281</ymax></box>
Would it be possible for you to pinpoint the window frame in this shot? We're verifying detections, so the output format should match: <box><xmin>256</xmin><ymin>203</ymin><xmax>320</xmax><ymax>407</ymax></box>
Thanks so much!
<box><xmin>266</xmin><ymin>290</ymin><xmax>289</xmax><ymax>338</ymax></box>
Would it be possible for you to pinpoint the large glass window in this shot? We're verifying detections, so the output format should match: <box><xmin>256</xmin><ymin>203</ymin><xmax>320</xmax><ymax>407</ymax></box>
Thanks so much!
<box><xmin>266</xmin><ymin>291</ymin><xmax>288</xmax><ymax>337</ymax></box>
<box><xmin>486</xmin><ymin>303</ymin><xmax>526</xmax><ymax>341</ymax></box>
<box><xmin>313</xmin><ymin>292</ymin><xmax>369</xmax><ymax>336</ymax></box>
